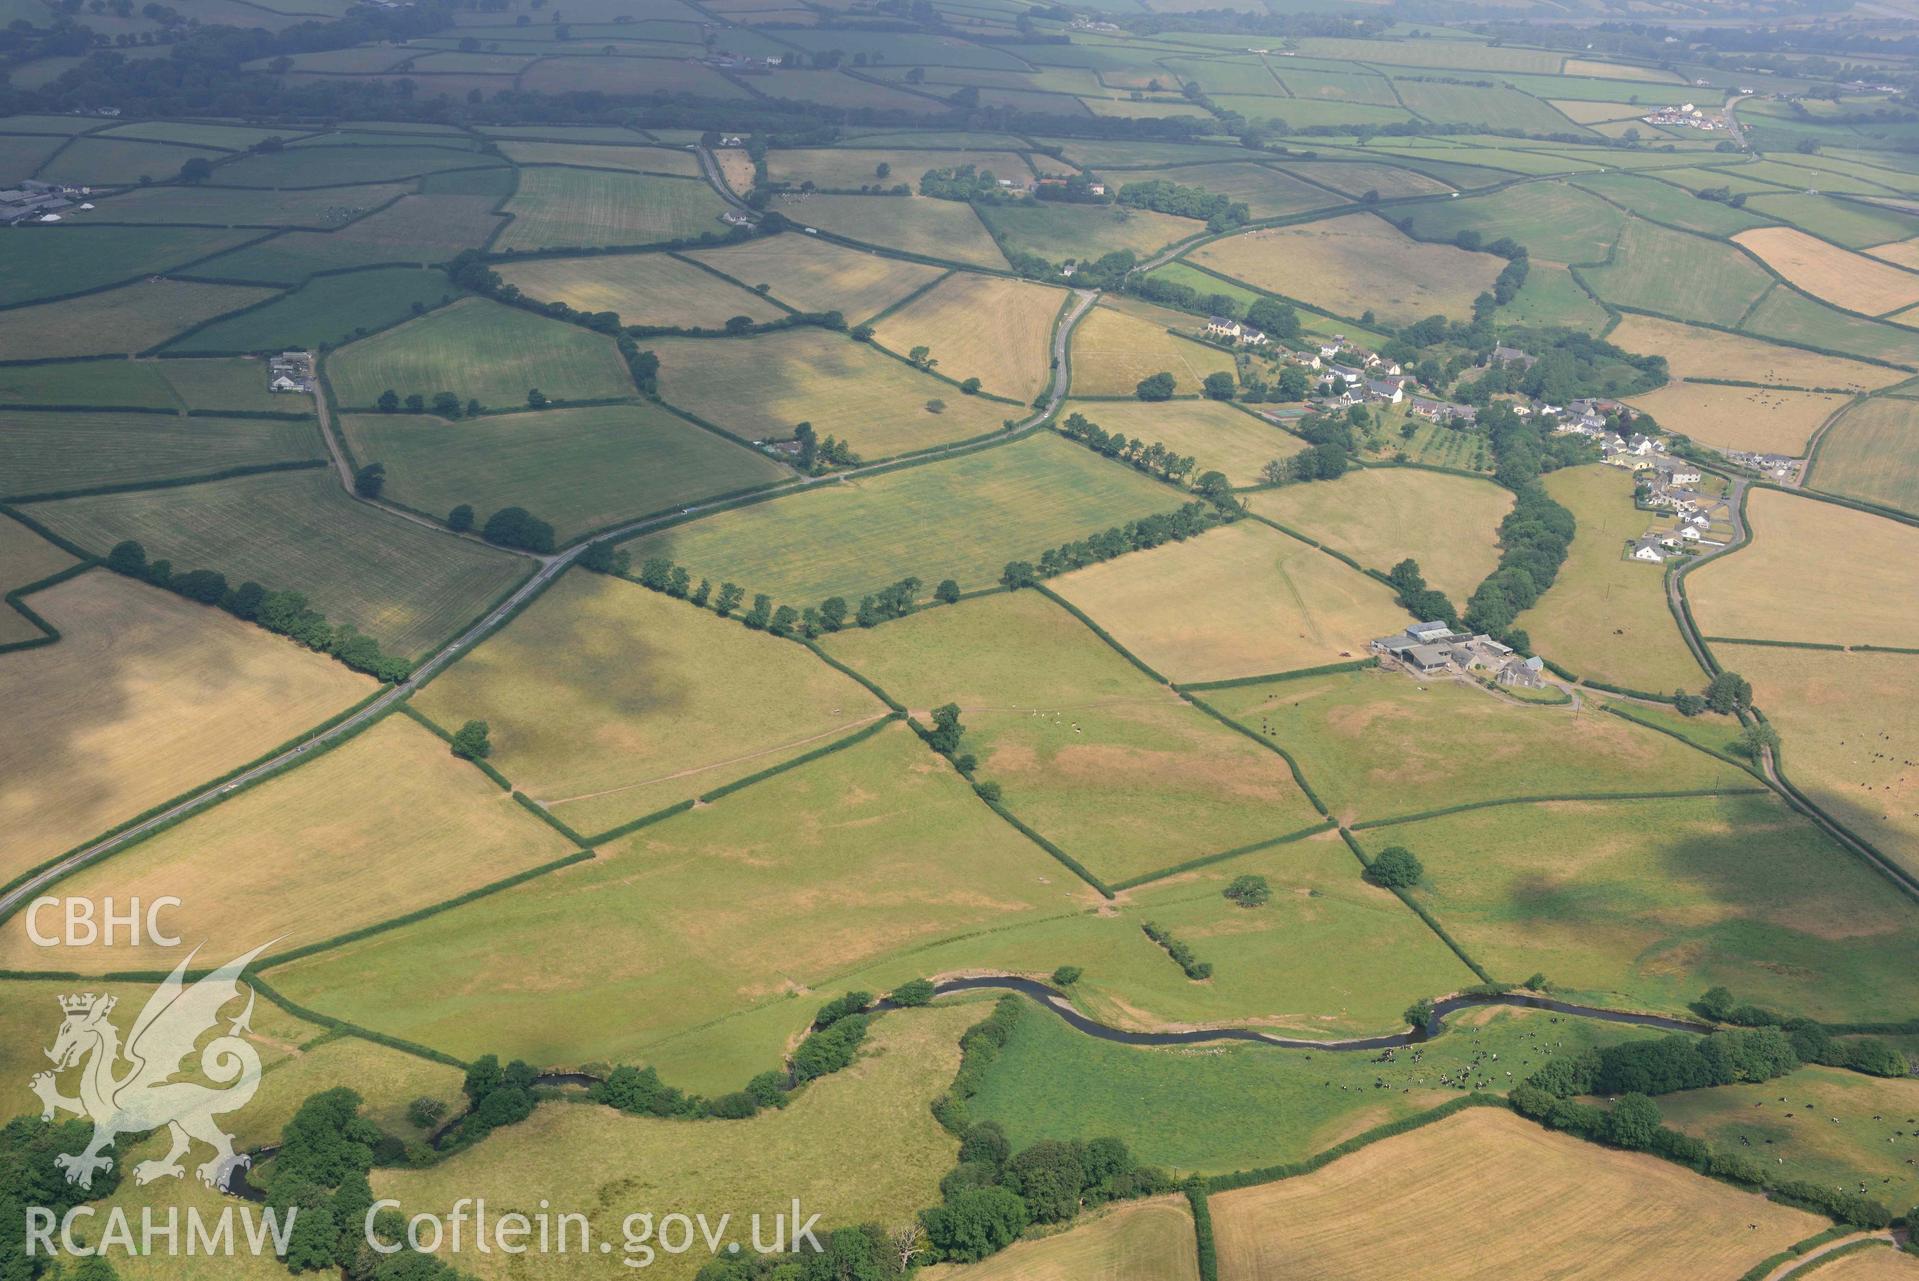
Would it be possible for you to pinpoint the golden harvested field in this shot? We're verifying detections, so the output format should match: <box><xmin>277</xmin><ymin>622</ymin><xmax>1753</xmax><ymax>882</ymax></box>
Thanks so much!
<box><xmin>1868</xmin><ymin>237</ymin><xmax>1919</xmax><ymax>270</ymax></box>
<box><xmin>1624</xmin><ymin>381</ymin><xmax>1852</xmax><ymax>455</ymax></box>
<box><xmin>714</xmin><ymin>146</ymin><xmax>755</xmax><ymax>196</ymax></box>
<box><xmin>1689</xmin><ymin>488</ymin><xmax>1919</xmax><ymax>647</ymax></box>
<box><xmin>1069</xmin><ymin>296</ymin><xmax>1236</xmax><ymax>397</ymax></box>
<box><xmin>1051</xmin><ymin>519</ymin><xmax>1408</xmax><ymax>683</ymax></box>
<box><xmin>369</xmin><ymin>1006</ymin><xmax>976</xmax><ymax>1281</ymax></box>
<box><xmin>873</xmin><ymin>272</ymin><xmax>1064</xmax><ymax>401</ymax></box>
<box><xmin>415</xmin><ymin>572</ymin><xmax>886</xmax><ymax>837</ymax></box>
<box><xmin>0</xmin><ymin>278</ymin><xmax>274</xmax><ymax>359</ymax></box>
<box><xmin>0</xmin><ymin>571</ymin><xmax>370</xmax><ymax>884</ymax></box>
<box><xmin>1733</xmin><ymin>227</ymin><xmax>1919</xmax><ymax>316</ymax></box>
<box><xmin>0</xmin><ymin>714</ymin><xmax>574</xmax><ymax>973</ymax></box>
<box><xmin>1252</xmin><ymin>468</ymin><xmax>1512</xmax><ymax>600</ymax></box>
<box><xmin>1730</xmin><ymin>646</ymin><xmax>1919</xmax><ymax>880</ymax></box>
<box><xmin>1818</xmin><ymin>1248</ymin><xmax>1919</xmax><ymax>1280</ymax></box>
<box><xmin>1607</xmin><ymin>314</ymin><xmax>1904</xmax><ymax>391</ymax></box>
<box><xmin>684</xmin><ymin>233</ymin><xmax>947</xmax><ymax>322</ymax></box>
<box><xmin>928</xmin><ymin>1197</ymin><xmax>1198</xmax><ymax>1281</ymax></box>
<box><xmin>496</xmin><ymin>253</ymin><xmax>787</xmax><ymax>327</ymax></box>
<box><xmin>1209</xmin><ymin>1109</ymin><xmax>1822</xmax><ymax>1281</ymax></box>
<box><xmin>1188</xmin><ymin>213</ymin><xmax>1502</xmax><ymax>326</ymax></box>
<box><xmin>1061</xmin><ymin>399</ymin><xmax>1303</xmax><ymax>487</ymax></box>
<box><xmin>1516</xmin><ymin>466</ymin><xmax>1704</xmax><ymax>693</ymax></box>
<box><xmin>773</xmin><ymin>193</ymin><xmax>1009</xmax><ymax>269</ymax></box>
<box><xmin>0</xmin><ymin>515</ymin><xmax>77</xmax><ymax>645</ymax></box>
<box><xmin>764</xmin><ymin>146</ymin><xmax>1036</xmax><ymax>189</ymax></box>
<box><xmin>648</xmin><ymin>325</ymin><xmax>1009</xmax><ymax>456</ymax></box>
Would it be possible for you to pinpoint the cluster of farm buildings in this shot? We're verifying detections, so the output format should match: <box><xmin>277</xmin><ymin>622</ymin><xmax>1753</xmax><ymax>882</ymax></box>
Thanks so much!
<box><xmin>1640</xmin><ymin>103</ymin><xmax>1731</xmax><ymax>130</ymax></box>
<box><xmin>267</xmin><ymin>351</ymin><xmax>314</xmax><ymax>393</ymax></box>
<box><xmin>1</xmin><ymin>179</ymin><xmax>93</xmax><ymax>225</ymax></box>
<box><xmin>1371</xmin><ymin>620</ymin><xmax>1549</xmax><ymax>688</ymax></box>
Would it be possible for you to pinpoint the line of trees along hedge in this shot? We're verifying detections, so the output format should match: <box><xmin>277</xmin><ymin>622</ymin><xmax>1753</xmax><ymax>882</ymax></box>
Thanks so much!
<box><xmin>1459</xmin><ymin>402</ymin><xmax>1592</xmax><ymax>650</ymax></box>
<box><xmin>104</xmin><ymin>538</ymin><xmax>412</xmax><ymax>682</ymax></box>
<box><xmin>1001</xmin><ymin>498</ymin><xmax>1237</xmax><ymax>588</ymax></box>
<box><xmin>919</xmin><ymin>997</ymin><xmax>1174</xmax><ymax>1267</ymax></box>
<box><xmin>1385</xmin><ymin>558</ymin><xmax>1461</xmax><ymax>630</ymax></box>
<box><xmin>1115</xmin><ymin>178</ymin><xmax>1249</xmax><ymax>231</ymax></box>
<box><xmin>1058</xmin><ymin>410</ymin><xmax>1197</xmax><ymax>485</ymax></box>
<box><xmin>1699</xmin><ymin>987</ymin><xmax>1911</xmax><ymax>1077</ymax></box>
<box><xmin>1142</xmin><ymin>920</ymin><xmax>1212</xmax><ymax>979</ymax></box>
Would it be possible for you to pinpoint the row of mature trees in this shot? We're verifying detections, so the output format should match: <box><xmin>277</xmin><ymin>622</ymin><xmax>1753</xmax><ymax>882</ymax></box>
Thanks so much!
<box><xmin>1699</xmin><ymin>987</ymin><xmax>1910</xmax><ymax>1077</ymax></box>
<box><xmin>1058</xmin><ymin>411</ymin><xmax>1198</xmax><ymax>484</ymax></box>
<box><xmin>1000</xmin><ymin>499</ymin><xmax>1237</xmax><ymax>588</ymax></box>
<box><xmin>354</xmin><ymin>460</ymin><xmax>558</xmax><ymax>555</ymax></box>
<box><xmin>1115</xmin><ymin>178</ymin><xmax>1249</xmax><ymax>230</ymax></box>
<box><xmin>1142</xmin><ymin>920</ymin><xmax>1211</xmax><ymax>980</ymax></box>
<box><xmin>1385</xmin><ymin>559</ymin><xmax>1461</xmax><ymax>633</ymax></box>
<box><xmin>1257</xmin><ymin>407</ymin><xmax>1363</xmax><ymax>489</ymax></box>
<box><xmin>105</xmin><ymin>538</ymin><xmax>412</xmax><ymax>682</ymax></box>
<box><xmin>622</xmin><ymin>543</ymin><xmax>965</xmax><ymax>639</ymax></box>
<box><xmin>1457</xmin><ymin>402</ymin><xmax>1591</xmax><ymax>650</ymax></box>
<box><xmin>374</xmin><ymin>390</ymin><xmax>485</xmax><ymax>418</ymax></box>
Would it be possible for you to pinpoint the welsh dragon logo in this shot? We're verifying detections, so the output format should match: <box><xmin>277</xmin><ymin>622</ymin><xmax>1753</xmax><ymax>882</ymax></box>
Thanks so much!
<box><xmin>31</xmin><ymin>943</ymin><xmax>271</xmax><ymax>1191</ymax></box>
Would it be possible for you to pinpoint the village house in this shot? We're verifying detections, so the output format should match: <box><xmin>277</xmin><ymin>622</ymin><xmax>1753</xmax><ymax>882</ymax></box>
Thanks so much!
<box><xmin>1490</xmin><ymin>344</ymin><xmax>1537</xmax><ymax>370</ymax></box>
<box><xmin>1206</xmin><ymin>316</ymin><xmax>1241</xmax><ymax>338</ymax></box>
<box><xmin>1237</xmin><ymin>326</ymin><xmax>1268</xmax><ymax>347</ymax></box>
<box><xmin>1366</xmin><ymin>377</ymin><xmax>1404</xmax><ymax>405</ymax></box>
<box><xmin>1325</xmin><ymin>363</ymin><xmax>1363</xmax><ymax>388</ymax></box>
<box><xmin>1409</xmin><ymin>396</ymin><xmax>1476</xmax><ymax>425</ymax></box>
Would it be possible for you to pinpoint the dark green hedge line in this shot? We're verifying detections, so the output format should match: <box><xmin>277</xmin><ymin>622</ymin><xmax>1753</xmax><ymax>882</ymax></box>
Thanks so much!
<box><xmin>1205</xmin><ymin>1095</ymin><xmax>1508</xmax><ymax>1192</ymax></box>
<box><xmin>1186</xmin><ymin>1185</ymin><xmax>1218</xmax><ymax>1281</ymax></box>
<box><xmin>1703</xmin><ymin>636</ymin><xmax>1849</xmax><ymax>652</ymax></box>
<box><xmin>800</xmin><ymin>640</ymin><xmax>909</xmax><ymax>714</ymax></box>
<box><xmin>1855</xmin><ymin>644</ymin><xmax>1919</xmax><ymax>655</ymax></box>
<box><xmin>1109</xmin><ymin>821</ymin><xmax>1337</xmax><ymax>892</ymax></box>
<box><xmin>1034</xmin><ymin>584</ymin><xmax>1173</xmax><ymax>686</ymax></box>
<box><xmin>3</xmin><ymin>457</ymin><xmax>328</xmax><ymax>505</ymax></box>
<box><xmin>0</xmin><ymin>401</ymin><xmax>179</xmax><ymax>415</ymax></box>
<box><xmin>1349</xmin><ymin>787</ymin><xmax>1768</xmax><ymax>832</ymax></box>
<box><xmin>1541</xmin><ymin>656</ymin><xmax>1580</xmax><ymax>682</ymax></box>
<box><xmin>0</xmin><ymin>558</ymin><xmax>96</xmax><ymax>655</ymax></box>
<box><xmin>186</xmin><ymin>408</ymin><xmax>317</xmax><ymax>422</ymax></box>
<box><xmin>581</xmin><ymin>798</ymin><xmax>696</xmax><ymax>848</ymax></box>
<box><xmin>1184</xmin><ymin>695</ymin><xmax>1330</xmax><ymax>817</ymax></box>
<box><xmin>1174</xmin><ymin>656</ymin><xmax>1377</xmax><ymax>692</ymax></box>
<box><xmin>511</xmin><ymin>791</ymin><xmax>591</xmax><ymax>848</ymax></box>
<box><xmin>1732</xmin><ymin>1231</ymin><xmax>1857</xmax><ymax>1281</ymax></box>
<box><xmin>697</xmin><ymin>714</ymin><xmax>901</xmax><ymax>804</ymax></box>
<box><xmin>1765</xmin><ymin>765</ymin><xmax>1919</xmax><ymax>902</ymax></box>
<box><xmin>246</xmin><ymin>974</ymin><xmax>467</xmax><ymax>1069</ymax></box>
<box><xmin>0</xmin><ymin>687</ymin><xmax>391</xmax><ymax>913</ymax></box>
<box><xmin>0</xmin><ymin>502</ymin><xmax>98</xmax><ymax>560</ymax></box>
<box><xmin>1337</xmin><ymin>828</ymin><xmax>1493</xmax><ymax>983</ymax></box>
<box><xmin>1599</xmin><ymin>704</ymin><xmax>1764</xmax><ymax>777</ymax></box>
<box><xmin>258</xmin><ymin>850</ymin><xmax>596</xmax><ymax>972</ymax></box>
<box><xmin>981</xmin><ymin>796</ymin><xmax>1115</xmax><ymax>898</ymax></box>
<box><xmin>1578</xmin><ymin>676</ymin><xmax>1677</xmax><ymax>704</ymax></box>
<box><xmin>396</xmin><ymin>703</ymin><xmax>512</xmax><ymax>791</ymax></box>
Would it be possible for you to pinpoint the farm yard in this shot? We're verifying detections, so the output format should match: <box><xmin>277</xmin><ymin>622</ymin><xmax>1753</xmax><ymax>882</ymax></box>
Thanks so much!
<box><xmin>3</xmin><ymin>25</ymin><xmax>1919</xmax><ymax>1281</ymax></box>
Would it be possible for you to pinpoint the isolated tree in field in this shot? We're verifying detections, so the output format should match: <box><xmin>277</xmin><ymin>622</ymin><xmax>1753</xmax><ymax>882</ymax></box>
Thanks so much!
<box><xmin>927</xmin><ymin>703</ymin><xmax>964</xmax><ymax>756</ymax></box>
<box><xmin>447</xmin><ymin>503</ymin><xmax>475</xmax><ymax>532</ymax></box>
<box><xmin>106</xmin><ymin>540</ymin><xmax>147</xmax><ymax>575</ymax></box>
<box><xmin>1706</xmin><ymin>670</ymin><xmax>1751</xmax><ymax>714</ymax></box>
<box><xmin>1405</xmin><ymin>997</ymin><xmax>1436</xmax><ymax>1030</ymax></box>
<box><xmin>935</xmin><ymin>579</ymin><xmax>960</xmax><ymax>604</ymax></box>
<box><xmin>926</xmin><ymin>399</ymin><xmax>946</xmax><ymax>414</ymax></box>
<box><xmin>960</xmin><ymin>377</ymin><xmax>981</xmax><ymax>395</ymax></box>
<box><xmin>1000</xmin><ymin>560</ymin><xmax>1037</xmax><ymax>590</ymax></box>
<box><xmin>1202</xmin><ymin>370</ymin><xmax>1235</xmax><ymax>400</ymax></box>
<box><xmin>450</xmin><ymin>720</ymin><xmax>491</xmax><ymax>760</ymax></box>
<box><xmin>1050</xmin><ymin>965</ymin><xmax>1081</xmax><ymax>986</ymax></box>
<box><xmin>909</xmin><ymin>345</ymin><xmax>935</xmax><ymax>369</ymax></box>
<box><xmin>1135</xmin><ymin>372</ymin><xmax>1175</xmax><ymax>401</ymax></box>
<box><xmin>377</xmin><ymin>389</ymin><xmax>400</xmax><ymax>413</ymax></box>
<box><xmin>481</xmin><ymin>506</ymin><xmax>555</xmax><ymax>554</ymax></box>
<box><xmin>179</xmin><ymin>156</ymin><xmax>213</xmax><ymax>183</ymax></box>
<box><xmin>875</xmin><ymin>161</ymin><xmax>891</xmax><ymax>178</ymax></box>
<box><xmin>714</xmin><ymin>582</ymin><xmax>744</xmax><ymax>617</ymax></box>
<box><xmin>1365</xmin><ymin>845</ymin><xmax>1424</xmax><ymax>889</ymax></box>
<box><xmin>353</xmin><ymin>462</ymin><xmax>385</xmax><ymax>499</ymax></box>
<box><xmin>1223</xmin><ymin>874</ymin><xmax>1270</xmax><ymax>908</ymax></box>
<box><xmin>526</xmin><ymin>388</ymin><xmax>547</xmax><ymax>408</ymax></box>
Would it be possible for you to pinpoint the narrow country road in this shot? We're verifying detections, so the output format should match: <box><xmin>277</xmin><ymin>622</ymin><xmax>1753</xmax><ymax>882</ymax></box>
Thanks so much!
<box><xmin>1757</xmin><ymin>1231</ymin><xmax>1900</xmax><ymax>1281</ymax></box>
<box><xmin>0</xmin><ymin>289</ymin><xmax>1101</xmax><ymax>920</ymax></box>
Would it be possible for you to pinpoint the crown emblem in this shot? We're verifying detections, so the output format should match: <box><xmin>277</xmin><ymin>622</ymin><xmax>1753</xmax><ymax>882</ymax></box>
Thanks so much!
<box><xmin>58</xmin><ymin>993</ymin><xmax>109</xmax><ymax>1015</ymax></box>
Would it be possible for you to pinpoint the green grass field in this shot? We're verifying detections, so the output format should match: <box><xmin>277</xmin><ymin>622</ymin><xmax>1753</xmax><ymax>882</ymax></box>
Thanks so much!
<box><xmin>341</xmin><ymin>401</ymin><xmax>786</xmax><ymax>541</ymax></box>
<box><xmin>0</xmin><ymin>278</ymin><xmax>277</xmax><ymax>360</ymax></box>
<box><xmin>772</xmin><ymin>193</ymin><xmax>1008</xmax><ymax>269</ymax></box>
<box><xmin>1051</xmin><ymin>519</ymin><xmax>1409</xmax><ymax>684</ymax></box>
<box><xmin>1739</xmin><ymin>286</ymin><xmax>1919</xmax><ymax>369</ymax></box>
<box><xmin>1110</xmin><ymin>161</ymin><xmax>1342</xmax><ymax>220</ymax></box>
<box><xmin>683</xmin><ymin>233</ymin><xmax>947</xmax><ymax>322</ymax></box>
<box><xmin>976</xmin><ymin>200</ymin><xmax>1201</xmax><ymax>263</ymax></box>
<box><xmin>188</xmin><ymin>193</ymin><xmax>503</xmax><ymax>283</ymax></box>
<box><xmin>326</xmin><ymin>296</ymin><xmax>636</xmax><ymax>408</ymax></box>
<box><xmin>1204</xmin><ymin>667</ymin><xmax>1747</xmax><ymax>822</ymax></box>
<box><xmin>1809</xmin><ymin>396</ymin><xmax>1919</xmax><ymax>515</ymax></box>
<box><xmin>37</xmin><ymin>136</ymin><xmax>224</xmax><ymax>185</ymax></box>
<box><xmin>1514</xmin><ymin>465</ymin><xmax>1707</xmax><ymax>693</ymax></box>
<box><xmin>1279</xmin><ymin>159</ymin><xmax>1454</xmax><ymax>199</ymax></box>
<box><xmin>0</xmin><ymin>513</ymin><xmax>76</xmax><ymax>645</ymax></box>
<box><xmin>623</xmin><ymin>431</ymin><xmax>1178</xmax><ymax>604</ymax></box>
<box><xmin>1581</xmin><ymin>219</ymin><xmax>1776</xmax><ymax>325</ymax></box>
<box><xmin>0</xmin><ymin>225</ymin><xmax>261</xmax><ymax>305</ymax></box>
<box><xmin>0</xmin><ymin>356</ymin><xmax>289</xmax><ymax>412</ymax></box>
<box><xmin>1568</xmin><ymin>172</ymin><xmax>1774</xmax><ymax>237</ymax></box>
<box><xmin>1393</xmin><ymin>181</ymin><xmax>1623</xmax><ymax>265</ymax></box>
<box><xmin>267</xmin><ymin>726</ymin><xmax>1078</xmax><ymax>1078</ymax></box>
<box><xmin>22</xmin><ymin>466</ymin><xmax>527</xmax><ymax>656</ymax></box>
<box><xmin>415</xmin><ymin>571</ymin><xmax>886</xmax><ymax>834</ymax></box>
<box><xmin>1060</xmin><ymin>400</ymin><xmax>1303</xmax><ymax>488</ymax></box>
<box><xmin>0</xmin><ymin>410</ymin><xmax>323</xmax><ymax>498</ymax></box>
<box><xmin>496</xmin><ymin>253</ymin><xmax>786</xmax><ymax>328</ymax></box>
<box><xmin>1744</xmin><ymin>191</ymin><xmax>1919</xmax><ymax>249</ymax></box>
<box><xmin>966</xmin><ymin>999</ymin><xmax>1640</xmax><ymax>1175</ymax></box>
<box><xmin>167</xmin><ymin>267</ymin><xmax>459</xmax><ymax>353</ymax></box>
<box><xmin>1378</xmin><ymin>792</ymin><xmax>1919</xmax><ymax>1022</ymax></box>
<box><xmin>823</xmin><ymin>590</ymin><xmax>1325</xmax><ymax>884</ymax></box>
<box><xmin>495</xmin><ymin>168</ymin><xmax>730</xmax><ymax>250</ymax></box>
<box><xmin>1252</xmin><ymin>468</ymin><xmax>1513</xmax><ymax>601</ymax></box>
<box><xmin>646</xmin><ymin>326</ymin><xmax>1011</xmax><ymax>457</ymax></box>
<box><xmin>213</xmin><ymin>143</ymin><xmax>503</xmax><ymax>187</ymax></box>
<box><xmin>86</xmin><ymin>179</ymin><xmax>414</xmax><ymax>226</ymax></box>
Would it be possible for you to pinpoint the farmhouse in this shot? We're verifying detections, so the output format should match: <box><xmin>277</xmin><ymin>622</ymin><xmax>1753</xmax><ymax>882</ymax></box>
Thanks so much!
<box><xmin>1490</xmin><ymin>344</ymin><xmax>1537</xmax><ymax>370</ymax></box>
<box><xmin>267</xmin><ymin>351</ymin><xmax>314</xmax><ymax>393</ymax></box>
<box><xmin>1373</xmin><ymin>623</ymin><xmax>1544</xmax><ymax>686</ymax></box>
<box><xmin>1206</xmin><ymin>315</ymin><xmax>1241</xmax><ymax>338</ymax></box>
<box><xmin>1366</xmin><ymin>378</ymin><xmax>1405</xmax><ymax>405</ymax></box>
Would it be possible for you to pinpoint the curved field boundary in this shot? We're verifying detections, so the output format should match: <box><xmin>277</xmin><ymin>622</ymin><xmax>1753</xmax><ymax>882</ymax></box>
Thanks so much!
<box><xmin>0</xmin><ymin>558</ymin><xmax>96</xmax><ymax>655</ymax></box>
